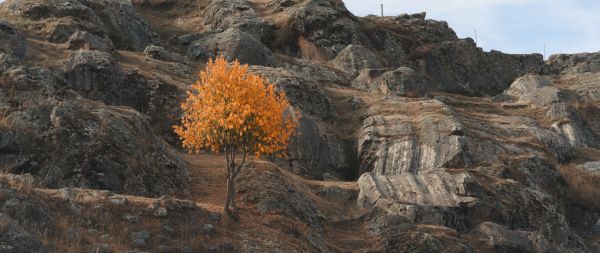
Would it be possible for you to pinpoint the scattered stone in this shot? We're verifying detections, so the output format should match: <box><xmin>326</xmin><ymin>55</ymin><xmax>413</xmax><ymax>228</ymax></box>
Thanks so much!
<box><xmin>154</xmin><ymin>207</ymin><xmax>168</xmax><ymax>217</ymax></box>
<box><xmin>159</xmin><ymin>245</ymin><xmax>173</xmax><ymax>253</ymax></box>
<box><xmin>90</xmin><ymin>243</ymin><xmax>112</xmax><ymax>253</ymax></box>
<box><xmin>176</xmin><ymin>199</ymin><xmax>197</xmax><ymax>210</ymax></box>
<box><xmin>123</xmin><ymin>214</ymin><xmax>139</xmax><ymax>224</ymax></box>
<box><xmin>58</xmin><ymin>187</ymin><xmax>73</xmax><ymax>201</ymax></box>
<box><xmin>144</xmin><ymin>45</ymin><xmax>186</xmax><ymax>63</ymax></box>
<box><xmin>175</xmin><ymin>32</ymin><xmax>207</xmax><ymax>45</ymax></box>
<box><xmin>99</xmin><ymin>233</ymin><xmax>113</xmax><ymax>242</ymax></box>
<box><xmin>207</xmin><ymin>213</ymin><xmax>220</xmax><ymax>222</ymax></box>
<box><xmin>162</xmin><ymin>225</ymin><xmax>174</xmax><ymax>235</ymax></box>
<box><xmin>583</xmin><ymin>162</ymin><xmax>600</xmax><ymax>175</ymax></box>
<box><xmin>203</xmin><ymin>224</ymin><xmax>216</xmax><ymax>235</ymax></box>
<box><xmin>131</xmin><ymin>231</ymin><xmax>150</xmax><ymax>248</ymax></box>
<box><xmin>349</xmin><ymin>96</ymin><xmax>364</xmax><ymax>110</ymax></box>
<box><xmin>108</xmin><ymin>196</ymin><xmax>128</xmax><ymax>206</ymax></box>
<box><xmin>67</xmin><ymin>31</ymin><xmax>114</xmax><ymax>51</ymax></box>
<box><xmin>179</xmin><ymin>246</ymin><xmax>194</xmax><ymax>253</ymax></box>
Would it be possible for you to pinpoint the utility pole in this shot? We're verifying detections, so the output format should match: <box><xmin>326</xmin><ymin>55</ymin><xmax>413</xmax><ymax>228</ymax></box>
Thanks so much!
<box><xmin>381</xmin><ymin>4</ymin><xmax>384</xmax><ymax>18</ymax></box>
<box><xmin>474</xmin><ymin>28</ymin><xmax>478</xmax><ymax>45</ymax></box>
<box><xmin>543</xmin><ymin>43</ymin><xmax>546</xmax><ymax>59</ymax></box>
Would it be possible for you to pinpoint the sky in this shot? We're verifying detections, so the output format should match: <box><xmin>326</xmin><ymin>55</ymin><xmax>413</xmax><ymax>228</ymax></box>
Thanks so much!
<box><xmin>344</xmin><ymin>0</ymin><xmax>600</xmax><ymax>58</ymax></box>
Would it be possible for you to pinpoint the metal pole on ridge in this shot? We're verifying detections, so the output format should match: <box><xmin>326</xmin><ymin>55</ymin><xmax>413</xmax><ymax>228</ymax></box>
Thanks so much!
<box><xmin>381</xmin><ymin>4</ymin><xmax>384</xmax><ymax>18</ymax></box>
<box><xmin>544</xmin><ymin>43</ymin><xmax>546</xmax><ymax>59</ymax></box>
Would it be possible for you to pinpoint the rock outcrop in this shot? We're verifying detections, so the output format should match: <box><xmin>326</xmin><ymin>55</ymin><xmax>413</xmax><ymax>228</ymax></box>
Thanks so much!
<box><xmin>413</xmin><ymin>39</ymin><xmax>545</xmax><ymax>96</ymax></box>
<box><xmin>546</xmin><ymin>52</ymin><xmax>600</xmax><ymax>74</ymax></box>
<box><xmin>0</xmin><ymin>21</ymin><xmax>26</xmax><ymax>59</ymax></box>
<box><xmin>1</xmin><ymin>0</ymin><xmax>156</xmax><ymax>50</ymax></box>
<box><xmin>353</xmin><ymin>67</ymin><xmax>429</xmax><ymax>97</ymax></box>
<box><xmin>0</xmin><ymin>213</ymin><xmax>41</xmax><ymax>253</ymax></box>
<box><xmin>66</xmin><ymin>31</ymin><xmax>114</xmax><ymax>52</ymax></box>
<box><xmin>1</xmin><ymin>0</ymin><xmax>599</xmax><ymax>251</ymax></box>
<box><xmin>332</xmin><ymin>44</ymin><xmax>383</xmax><ymax>76</ymax></box>
<box><xmin>0</xmin><ymin>30</ymin><xmax>189</xmax><ymax>195</ymax></box>
<box><xmin>187</xmin><ymin>28</ymin><xmax>276</xmax><ymax>66</ymax></box>
<box><xmin>144</xmin><ymin>45</ymin><xmax>186</xmax><ymax>63</ymax></box>
<box><xmin>200</xmin><ymin>0</ymin><xmax>272</xmax><ymax>41</ymax></box>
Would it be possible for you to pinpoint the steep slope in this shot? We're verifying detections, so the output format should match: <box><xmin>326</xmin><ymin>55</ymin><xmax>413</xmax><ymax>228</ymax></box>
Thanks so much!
<box><xmin>0</xmin><ymin>0</ymin><xmax>599</xmax><ymax>252</ymax></box>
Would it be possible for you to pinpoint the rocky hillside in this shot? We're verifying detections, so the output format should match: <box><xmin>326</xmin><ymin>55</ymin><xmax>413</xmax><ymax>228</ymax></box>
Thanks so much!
<box><xmin>0</xmin><ymin>0</ymin><xmax>599</xmax><ymax>252</ymax></box>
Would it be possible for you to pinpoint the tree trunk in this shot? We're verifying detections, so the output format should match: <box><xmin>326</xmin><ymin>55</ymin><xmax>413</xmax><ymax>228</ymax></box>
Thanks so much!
<box><xmin>224</xmin><ymin>164</ymin><xmax>237</xmax><ymax>213</ymax></box>
<box><xmin>228</xmin><ymin>174</ymin><xmax>236</xmax><ymax>210</ymax></box>
<box><xmin>224</xmin><ymin>174</ymin><xmax>233</xmax><ymax>213</ymax></box>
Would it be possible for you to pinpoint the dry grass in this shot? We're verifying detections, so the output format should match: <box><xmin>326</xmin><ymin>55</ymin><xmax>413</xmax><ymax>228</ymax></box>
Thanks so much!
<box><xmin>0</xmin><ymin>173</ymin><xmax>36</xmax><ymax>194</ymax></box>
<box><xmin>34</xmin><ymin>187</ymin><xmax>218</xmax><ymax>252</ymax></box>
<box><xmin>298</xmin><ymin>36</ymin><xmax>328</xmax><ymax>61</ymax></box>
<box><xmin>0</xmin><ymin>76</ymin><xmax>16</xmax><ymax>105</ymax></box>
<box><xmin>559</xmin><ymin>164</ymin><xmax>600</xmax><ymax>209</ymax></box>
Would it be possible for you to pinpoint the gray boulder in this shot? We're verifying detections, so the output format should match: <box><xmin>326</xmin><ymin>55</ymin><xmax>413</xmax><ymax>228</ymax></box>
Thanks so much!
<box><xmin>187</xmin><ymin>28</ymin><xmax>276</xmax><ymax>66</ymax></box>
<box><xmin>358</xmin><ymin>99</ymin><xmax>467</xmax><ymax>175</ymax></box>
<box><xmin>200</xmin><ymin>0</ymin><xmax>272</xmax><ymax>41</ymax></box>
<box><xmin>1</xmin><ymin>96</ymin><xmax>190</xmax><ymax>195</ymax></box>
<box><xmin>414</xmin><ymin>39</ymin><xmax>544</xmax><ymax>96</ymax></box>
<box><xmin>237</xmin><ymin>167</ymin><xmax>325</xmax><ymax>230</ymax></box>
<box><xmin>63</xmin><ymin>50</ymin><xmax>125</xmax><ymax>103</ymax></box>
<box><xmin>174</xmin><ymin>32</ymin><xmax>209</xmax><ymax>46</ymax></box>
<box><xmin>271</xmin><ymin>0</ymin><xmax>371</xmax><ymax>59</ymax></box>
<box><xmin>144</xmin><ymin>45</ymin><xmax>186</xmax><ymax>63</ymax></box>
<box><xmin>0</xmin><ymin>213</ymin><xmax>41</xmax><ymax>253</ymax></box>
<box><xmin>470</xmin><ymin>222</ymin><xmax>534</xmax><ymax>252</ymax></box>
<box><xmin>1</xmin><ymin>0</ymin><xmax>156</xmax><ymax>50</ymax></box>
<box><xmin>66</xmin><ymin>31</ymin><xmax>114</xmax><ymax>51</ymax></box>
<box><xmin>358</xmin><ymin>172</ymin><xmax>476</xmax><ymax>209</ymax></box>
<box><xmin>332</xmin><ymin>44</ymin><xmax>383</xmax><ymax>75</ymax></box>
<box><xmin>0</xmin><ymin>21</ymin><xmax>26</xmax><ymax>59</ymax></box>
<box><xmin>546</xmin><ymin>52</ymin><xmax>600</xmax><ymax>74</ymax></box>
<box><xmin>504</xmin><ymin>74</ymin><xmax>563</xmax><ymax>107</ymax></box>
<box><xmin>363</xmin><ymin>13</ymin><xmax>458</xmax><ymax>45</ymax></box>
<box><xmin>547</xmin><ymin>103</ymin><xmax>597</xmax><ymax>148</ymax></box>
<box><xmin>501</xmin><ymin>75</ymin><xmax>598</xmax><ymax>148</ymax></box>
<box><xmin>353</xmin><ymin>67</ymin><xmax>429</xmax><ymax>97</ymax></box>
<box><xmin>63</xmin><ymin>50</ymin><xmax>182</xmax><ymax>116</ymax></box>
<box><xmin>0</xmin><ymin>63</ymin><xmax>190</xmax><ymax>195</ymax></box>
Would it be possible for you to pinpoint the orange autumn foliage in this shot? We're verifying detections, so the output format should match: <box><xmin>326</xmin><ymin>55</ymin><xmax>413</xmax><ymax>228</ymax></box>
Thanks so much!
<box><xmin>174</xmin><ymin>56</ymin><xmax>298</xmax><ymax>158</ymax></box>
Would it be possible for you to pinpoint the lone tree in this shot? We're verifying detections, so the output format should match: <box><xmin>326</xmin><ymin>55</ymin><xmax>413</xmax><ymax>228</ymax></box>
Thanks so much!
<box><xmin>174</xmin><ymin>56</ymin><xmax>298</xmax><ymax>213</ymax></box>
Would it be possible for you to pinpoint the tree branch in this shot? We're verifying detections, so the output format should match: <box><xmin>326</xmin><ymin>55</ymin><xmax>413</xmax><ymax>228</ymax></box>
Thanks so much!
<box><xmin>233</xmin><ymin>150</ymin><xmax>250</xmax><ymax>177</ymax></box>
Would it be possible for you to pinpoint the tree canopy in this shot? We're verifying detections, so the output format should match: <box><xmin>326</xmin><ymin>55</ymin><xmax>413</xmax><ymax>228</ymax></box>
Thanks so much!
<box><xmin>174</xmin><ymin>56</ymin><xmax>298</xmax><ymax>158</ymax></box>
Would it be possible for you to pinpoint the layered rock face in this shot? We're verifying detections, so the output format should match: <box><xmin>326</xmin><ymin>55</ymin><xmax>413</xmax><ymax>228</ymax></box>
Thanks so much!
<box><xmin>354</xmin><ymin>65</ymin><xmax>600</xmax><ymax>251</ymax></box>
<box><xmin>1</xmin><ymin>0</ymin><xmax>157</xmax><ymax>50</ymax></box>
<box><xmin>0</xmin><ymin>0</ymin><xmax>599</xmax><ymax>251</ymax></box>
<box><xmin>0</xmin><ymin>18</ymin><xmax>188</xmax><ymax>195</ymax></box>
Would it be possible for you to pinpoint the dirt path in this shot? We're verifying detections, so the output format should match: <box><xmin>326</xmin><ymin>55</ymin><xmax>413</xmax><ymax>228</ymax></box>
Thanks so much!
<box><xmin>181</xmin><ymin>153</ymin><xmax>229</xmax><ymax>208</ymax></box>
<box><xmin>181</xmin><ymin>151</ymin><xmax>380</xmax><ymax>251</ymax></box>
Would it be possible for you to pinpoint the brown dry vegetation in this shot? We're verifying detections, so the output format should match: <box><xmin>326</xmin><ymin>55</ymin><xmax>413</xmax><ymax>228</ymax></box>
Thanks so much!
<box><xmin>559</xmin><ymin>164</ymin><xmax>600</xmax><ymax>210</ymax></box>
<box><xmin>0</xmin><ymin>152</ymin><xmax>378</xmax><ymax>252</ymax></box>
<box><xmin>298</xmin><ymin>36</ymin><xmax>328</xmax><ymax>62</ymax></box>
